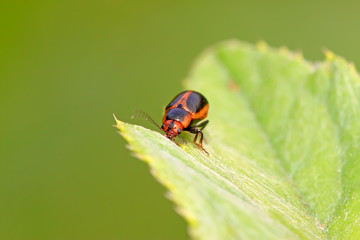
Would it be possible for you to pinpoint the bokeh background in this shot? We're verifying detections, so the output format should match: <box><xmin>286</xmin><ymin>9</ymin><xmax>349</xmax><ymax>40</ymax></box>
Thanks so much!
<box><xmin>1</xmin><ymin>1</ymin><xmax>360</xmax><ymax>239</ymax></box>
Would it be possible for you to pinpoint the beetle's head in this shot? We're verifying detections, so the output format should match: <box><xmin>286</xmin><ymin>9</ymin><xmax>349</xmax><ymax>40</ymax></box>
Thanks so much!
<box><xmin>161</xmin><ymin>120</ymin><xmax>183</xmax><ymax>140</ymax></box>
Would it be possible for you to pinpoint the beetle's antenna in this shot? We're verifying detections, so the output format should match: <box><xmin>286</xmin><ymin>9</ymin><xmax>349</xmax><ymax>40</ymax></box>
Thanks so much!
<box><xmin>131</xmin><ymin>109</ymin><xmax>161</xmax><ymax>130</ymax></box>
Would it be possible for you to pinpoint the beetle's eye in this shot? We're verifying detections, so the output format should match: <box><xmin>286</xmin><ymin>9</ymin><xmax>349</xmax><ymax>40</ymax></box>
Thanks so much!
<box><xmin>161</xmin><ymin>123</ymin><xmax>165</xmax><ymax>129</ymax></box>
<box><xmin>177</xmin><ymin>128</ymin><xmax>181</xmax><ymax>134</ymax></box>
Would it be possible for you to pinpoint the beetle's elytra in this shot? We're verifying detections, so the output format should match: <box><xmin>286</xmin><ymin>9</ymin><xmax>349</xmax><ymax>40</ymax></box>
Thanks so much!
<box><xmin>161</xmin><ymin>90</ymin><xmax>209</xmax><ymax>154</ymax></box>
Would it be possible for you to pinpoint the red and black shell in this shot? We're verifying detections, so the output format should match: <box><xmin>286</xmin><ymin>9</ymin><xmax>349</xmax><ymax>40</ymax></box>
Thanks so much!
<box><xmin>161</xmin><ymin>90</ymin><xmax>209</xmax><ymax>140</ymax></box>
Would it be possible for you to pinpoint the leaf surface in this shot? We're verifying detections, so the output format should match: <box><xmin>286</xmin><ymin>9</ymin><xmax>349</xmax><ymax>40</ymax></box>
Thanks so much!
<box><xmin>115</xmin><ymin>41</ymin><xmax>360</xmax><ymax>239</ymax></box>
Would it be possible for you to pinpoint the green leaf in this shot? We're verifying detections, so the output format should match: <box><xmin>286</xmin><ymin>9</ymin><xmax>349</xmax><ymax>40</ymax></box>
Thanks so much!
<box><xmin>115</xmin><ymin>41</ymin><xmax>360</xmax><ymax>239</ymax></box>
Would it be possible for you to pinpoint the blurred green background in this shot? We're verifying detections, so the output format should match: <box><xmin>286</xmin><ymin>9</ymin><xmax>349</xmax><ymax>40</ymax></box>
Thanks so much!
<box><xmin>1</xmin><ymin>0</ymin><xmax>360</xmax><ymax>239</ymax></box>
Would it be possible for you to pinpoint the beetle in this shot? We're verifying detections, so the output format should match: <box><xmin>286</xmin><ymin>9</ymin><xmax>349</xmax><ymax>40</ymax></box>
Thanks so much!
<box><xmin>132</xmin><ymin>90</ymin><xmax>209</xmax><ymax>154</ymax></box>
<box><xmin>161</xmin><ymin>90</ymin><xmax>209</xmax><ymax>154</ymax></box>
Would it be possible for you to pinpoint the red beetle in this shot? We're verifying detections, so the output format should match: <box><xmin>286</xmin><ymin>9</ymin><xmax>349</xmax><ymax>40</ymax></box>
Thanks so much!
<box><xmin>161</xmin><ymin>90</ymin><xmax>209</xmax><ymax>153</ymax></box>
<box><xmin>133</xmin><ymin>90</ymin><xmax>209</xmax><ymax>154</ymax></box>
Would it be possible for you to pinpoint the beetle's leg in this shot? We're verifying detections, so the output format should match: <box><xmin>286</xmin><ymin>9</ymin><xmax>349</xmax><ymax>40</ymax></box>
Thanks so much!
<box><xmin>193</xmin><ymin>132</ymin><xmax>198</xmax><ymax>144</ymax></box>
<box><xmin>186</xmin><ymin>120</ymin><xmax>209</xmax><ymax>155</ymax></box>
<box><xmin>195</xmin><ymin>131</ymin><xmax>204</xmax><ymax>147</ymax></box>
<box><xmin>194</xmin><ymin>120</ymin><xmax>209</xmax><ymax>130</ymax></box>
<box><xmin>192</xmin><ymin>120</ymin><xmax>209</xmax><ymax>143</ymax></box>
<box><xmin>196</xmin><ymin>131</ymin><xmax>208</xmax><ymax>155</ymax></box>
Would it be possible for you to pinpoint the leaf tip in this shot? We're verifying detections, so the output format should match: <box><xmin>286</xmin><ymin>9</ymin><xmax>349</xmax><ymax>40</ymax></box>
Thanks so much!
<box><xmin>256</xmin><ymin>40</ymin><xmax>268</xmax><ymax>51</ymax></box>
<box><xmin>323</xmin><ymin>48</ymin><xmax>335</xmax><ymax>61</ymax></box>
<box><xmin>295</xmin><ymin>50</ymin><xmax>304</xmax><ymax>60</ymax></box>
<box><xmin>348</xmin><ymin>61</ymin><xmax>357</xmax><ymax>72</ymax></box>
<box><xmin>112</xmin><ymin>113</ymin><xmax>123</xmax><ymax>129</ymax></box>
<box><xmin>175</xmin><ymin>207</ymin><xmax>198</xmax><ymax>227</ymax></box>
<box><xmin>278</xmin><ymin>46</ymin><xmax>289</xmax><ymax>55</ymax></box>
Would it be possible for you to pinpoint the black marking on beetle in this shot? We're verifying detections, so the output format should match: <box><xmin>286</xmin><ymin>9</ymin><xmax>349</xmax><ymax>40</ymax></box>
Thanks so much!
<box><xmin>167</xmin><ymin>121</ymin><xmax>174</xmax><ymax>131</ymax></box>
<box><xmin>177</xmin><ymin>104</ymin><xmax>183</xmax><ymax>108</ymax></box>
<box><xmin>186</xmin><ymin>92</ymin><xmax>208</xmax><ymax>113</ymax></box>
<box><xmin>166</xmin><ymin>108</ymin><xmax>189</xmax><ymax>122</ymax></box>
<box><xmin>166</xmin><ymin>91</ymin><xmax>187</xmax><ymax>109</ymax></box>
